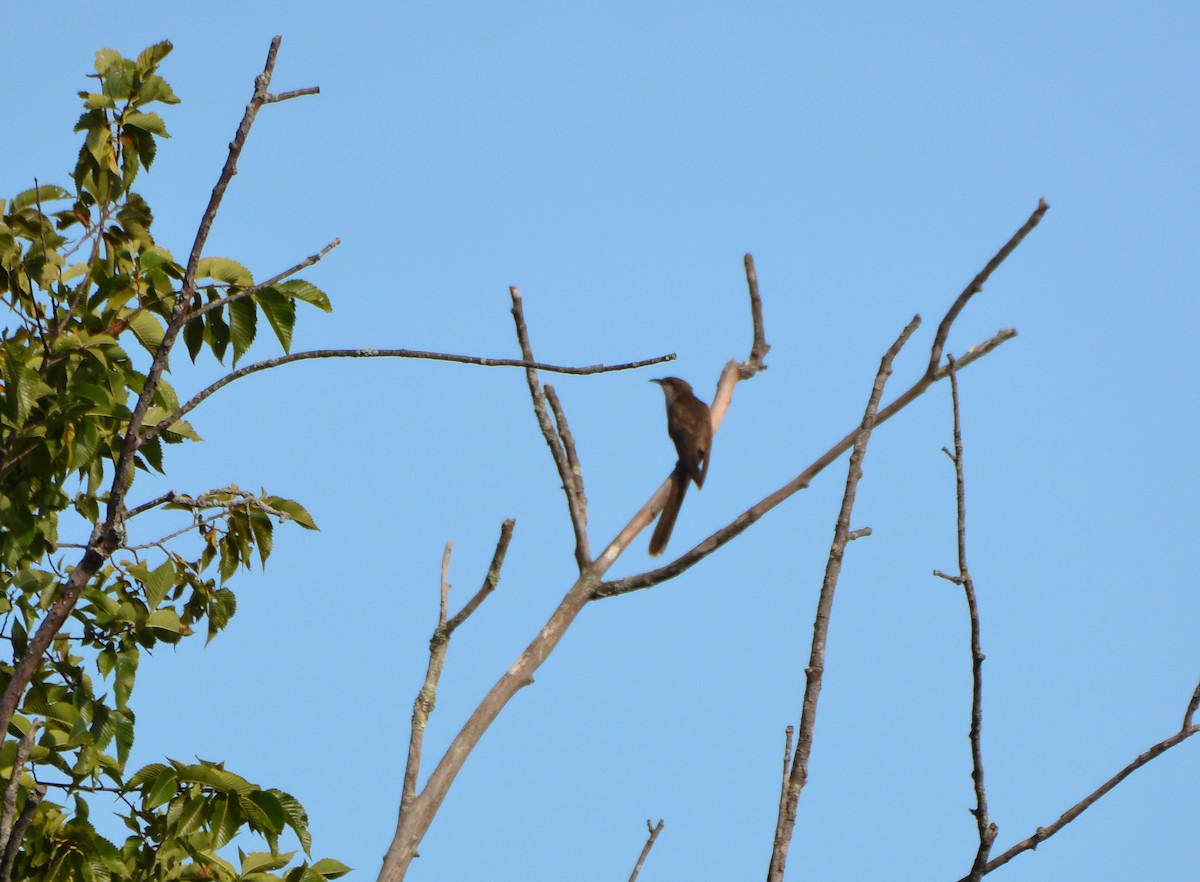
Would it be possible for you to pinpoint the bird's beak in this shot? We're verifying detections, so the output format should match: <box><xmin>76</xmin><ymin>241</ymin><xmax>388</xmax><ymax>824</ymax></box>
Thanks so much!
<box><xmin>649</xmin><ymin>378</ymin><xmax>664</xmax><ymax>385</ymax></box>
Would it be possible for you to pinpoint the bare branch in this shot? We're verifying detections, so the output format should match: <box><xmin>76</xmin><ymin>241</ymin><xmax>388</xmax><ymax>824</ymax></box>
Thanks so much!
<box><xmin>965</xmin><ymin>705</ymin><xmax>1200</xmax><ymax>881</ymax></box>
<box><xmin>767</xmin><ymin>315</ymin><xmax>919</xmax><ymax>882</ymax></box>
<box><xmin>627</xmin><ymin>819</ymin><xmax>665</xmax><ymax>882</ymax></box>
<box><xmin>742</xmin><ymin>253</ymin><xmax>771</xmax><ymax>376</ymax></box>
<box><xmin>0</xmin><ymin>782</ymin><xmax>44</xmax><ymax>882</ymax></box>
<box><xmin>142</xmin><ymin>348</ymin><xmax>674</xmax><ymax>446</ymax></box>
<box><xmin>1184</xmin><ymin>681</ymin><xmax>1200</xmax><ymax>732</ymax></box>
<box><xmin>545</xmin><ymin>385</ymin><xmax>589</xmax><ymax>534</ymax></box>
<box><xmin>775</xmin><ymin>726</ymin><xmax>794</xmax><ymax>836</ymax></box>
<box><xmin>401</xmin><ymin>524</ymin><xmax>512</xmax><ymax>817</ymax></box>
<box><xmin>509</xmin><ymin>287</ymin><xmax>591</xmax><ymax>571</ymax></box>
<box><xmin>943</xmin><ymin>356</ymin><xmax>997</xmax><ymax>880</ymax></box>
<box><xmin>927</xmin><ymin>199</ymin><xmax>1048</xmax><ymax>375</ymax></box>
<box><xmin>446</xmin><ymin>519</ymin><xmax>515</xmax><ymax>635</ymax></box>
<box><xmin>265</xmin><ymin>86</ymin><xmax>320</xmax><ymax>103</ymax></box>
<box><xmin>0</xmin><ymin>722</ymin><xmax>40</xmax><ymax>854</ymax></box>
<box><xmin>182</xmin><ymin>238</ymin><xmax>340</xmax><ymax>322</ymax></box>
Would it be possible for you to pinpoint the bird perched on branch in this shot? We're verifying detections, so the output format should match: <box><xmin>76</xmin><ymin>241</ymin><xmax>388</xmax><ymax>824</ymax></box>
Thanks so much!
<box><xmin>649</xmin><ymin>377</ymin><xmax>712</xmax><ymax>556</ymax></box>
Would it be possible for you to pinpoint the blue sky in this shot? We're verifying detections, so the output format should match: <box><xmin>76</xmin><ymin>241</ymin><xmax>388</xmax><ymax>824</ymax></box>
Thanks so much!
<box><xmin>7</xmin><ymin>2</ymin><xmax>1198</xmax><ymax>880</ymax></box>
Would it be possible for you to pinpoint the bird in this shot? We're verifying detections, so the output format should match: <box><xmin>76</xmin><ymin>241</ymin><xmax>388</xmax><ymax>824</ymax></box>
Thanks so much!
<box><xmin>649</xmin><ymin>377</ymin><xmax>712</xmax><ymax>556</ymax></box>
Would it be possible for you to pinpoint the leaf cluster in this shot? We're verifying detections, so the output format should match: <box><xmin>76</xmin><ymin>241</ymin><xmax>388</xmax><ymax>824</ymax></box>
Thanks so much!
<box><xmin>0</xmin><ymin>43</ymin><xmax>342</xmax><ymax>879</ymax></box>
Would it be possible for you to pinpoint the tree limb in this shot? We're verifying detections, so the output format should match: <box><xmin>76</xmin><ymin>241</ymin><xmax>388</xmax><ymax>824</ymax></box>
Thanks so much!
<box><xmin>627</xmin><ymin>819</ymin><xmax>665</xmax><ymax>882</ymax></box>
<box><xmin>509</xmin><ymin>287</ymin><xmax>591</xmax><ymax>570</ymax></box>
<box><xmin>767</xmin><ymin>315</ymin><xmax>919</xmax><ymax>882</ymax></box>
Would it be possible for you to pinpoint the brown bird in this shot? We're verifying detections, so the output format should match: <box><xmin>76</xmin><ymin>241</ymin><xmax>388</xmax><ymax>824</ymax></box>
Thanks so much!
<box><xmin>649</xmin><ymin>377</ymin><xmax>712</xmax><ymax>556</ymax></box>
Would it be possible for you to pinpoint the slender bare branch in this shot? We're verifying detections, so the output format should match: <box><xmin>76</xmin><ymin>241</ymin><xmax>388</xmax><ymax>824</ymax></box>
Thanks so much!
<box><xmin>265</xmin><ymin>86</ymin><xmax>320</xmax><ymax>103</ymax></box>
<box><xmin>0</xmin><ymin>34</ymin><xmax>311</xmax><ymax>743</ymax></box>
<box><xmin>0</xmin><ymin>722</ymin><xmax>40</xmax><ymax>854</ymax></box>
<box><xmin>142</xmin><ymin>348</ymin><xmax>674</xmax><ymax>445</ymax></box>
<box><xmin>182</xmin><ymin>238</ymin><xmax>340</xmax><ymax>322</ymax></box>
<box><xmin>401</xmin><ymin>523</ymin><xmax>513</xmax><ymax>818</ymax></box>
<box><xmin>509</xmin><ymin>287</ymin><xmax>591</xmax><ymax>571</ymax></box>
<box><xmin>742</xmin><ymin>253</ymin><xmax>771</xmax><ymax>376</ymax></box>
<box><xmin>594</xmin><ymin>329</ymin><xmax>1016</xmax><ymax>600</ymax></box>
<box><xmin>927</xmin><ymin>199</ymin><xmax>1048</xmax><ymax>375</ymax></box>
<box><xmin>0</xmin><ymin>782</ymin><xmax>44</xmax><ymax>882</ymax></box>
<box><xmin>963</xmin><ymin>698</ymin><xmax>1200</xmax><ymax>881</ymax></box>
<box><xmin>545</xmin><ymin>385</ymin><xmax>589</xmax><ymax>535</ymax></box>
<box><xmin>943</xmin><ymin>356</ymin><xmax>997</xmax><ymax>880</ymax></box>
<box><xmin>767</xmin><ymin>315</ymin><xmax>919</xmax><ymax>882</ymax></box>
<box><xmin>1184</xmin><ymin>682</ymin><xmax>1200</xmax><ymax>732</ymax></box>
<box><xmin>775</xmin><ymin>725</ymin><xmax>794</xmax><ymax>840</ymax></box>
<box><xmin>446</xmin><ymin>519</ymin><xmax>515</xmax><ymax>634</ymax></box>
<box><xmin>627</xmin><ymin>819</ymin><xmax>665</xmax><ymax>882</ymax></box>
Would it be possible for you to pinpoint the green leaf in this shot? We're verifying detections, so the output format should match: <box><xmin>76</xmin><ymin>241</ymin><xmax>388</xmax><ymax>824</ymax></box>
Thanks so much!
<box><xmin>249</xmin><ymin>509</ymin><xmax>273</xmax><ymax>566</ymax></box>
<box><xmin>207</xmin><ymin>587</ymin><xmax>237</xmax><ymax>644</ymax></box>
<box><xmin>115</xmin><ymin>650</ymin><xmax>138</xmax><ymax>709</ymax></box>
<box><xmin>143</xmin><ymin>766</ymin><xmax>178</xmax><ymax>809</ymax></box>
<box><xmin>183</xmin><ymin>314</ymin><xmax>204</xmax><ymax>362</ymax></box>
<box><xmin>139</xmin><ymin>435</ymin><xmax>164</xmax><ymax>473</ymax></box>
<box><xmin>255</xmin><ymin>287</ymin><xmax>296</xmax><ymax>353</ymax></box>
<box><xmin>265</xmin><ymin>497</ymin><xmax>318</xmax><ymax>530</ymax></box>
<box><xmin>142</xmin><ymin>557</ymin><xmax>176</xmax><ymax>609</ymax></box>
<box><xmin>147</xmin><ymin>607</ymin><xmax>189</xmax><ymax>636</ymax></box>
<box><xmin>123</xmin><ymin>110</ymin><xmax>169</xmax><ymax>137</ymax></box>
<box><xmin>246</xmin><ymin>789</ymin><xmax>286</xmax><ymax>834</ymax></box>
<box><xmin>210</xmin><ymin>792</ymin><xmax>242</xmax><ymax>849</ymax></box>
<box><xmin>125</xmin><ymin>310</ymin><xmax>164</xmax><ymax>355</ymax></box>
<box><xmin>135</xmin><ymin>40</ymin><xmax>173</xmax><ymax>73</ymax></box>
<box><xmin>12</xmin><ymin>183</ymin><xmax>72</xmax><ymax>211</ymax></box>
<box><xmin>229</xmin><ymin>296</ymin><xmax>257</xmax><ymax>365</ymax></box>
<box><xmin>279</xmin><ymin>279</ymin><xmax>331</xmax><ymax>312</ymax></box>
<box><xmin>241</xmin><ymin>851</ymin><xmax>295</xmax><ymax>874</ymax></box>
<box><xmin>309</xmin><ymin>858</ymin><xmax>353</xmax><ymax>879</ymax></box>
<box><xmin>197</xmin><ymin>256</ymin><xmax>253</xmax><ymax>286</ymax></box>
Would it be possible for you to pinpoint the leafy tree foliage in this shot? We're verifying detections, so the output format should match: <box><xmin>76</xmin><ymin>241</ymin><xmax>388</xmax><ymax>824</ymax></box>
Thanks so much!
<box><xmin>0</xmin><ymin>42</ymin><xmax>346</xmax><ymax>881</ymax></box>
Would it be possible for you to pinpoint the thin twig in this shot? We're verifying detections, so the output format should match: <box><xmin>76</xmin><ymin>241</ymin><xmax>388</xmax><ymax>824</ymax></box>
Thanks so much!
<box><xmin>767</xmin><ymin>315</ymin><xmax>920</xmax><ymax>882</ymax></box>
<box><xmin>1183</xmin><ymin>682</ymin><xmax>1200</xmax><ymax>732</ymax></box>
<box><xmin>928</xmin><ymin>199</ymin><xmax>1048</xmax><ymax>375</ymax></box>
<box><xmin>545</xmin><ymin>384</ymin><xmax>590</xmax><ymax>534</ymax></box>
<box><xmin>742</xmin><ymin>253</ymin><xmax>771</xmax><ymax>376</ymax></box>
<box><xmin>181</xmin><ymin>238</ymin><xmax>340</xmax><ymax>322</ymax></box>
<box><xmin>775</xmin><ymin>726</ymin><xmax>794</xmax><ymax>838</ymax></box>
<box><xmin>627</xmin><ymin>819</ymin><xmax>665</xmax><ymax>882</ymax></box>
<box><xmin>0</xmin><ymin>722</ymin><xmax>40</xmax><ymax>854</ymax></box>
<box><xmin>0</xmin><ymin>782</ymin><xmax>44</xmax><ymax>882</ymax></box>
<box><xmin>962</xmin><ymin>697</ymin><xmax>1200</xmax><ymax>881</ymax></box>
<box><xmin>401</xmin><ymin>522</ymin><xmax>514</xmax><ymax>817</ymax></box>
<box><xmin>944</xmin><ymin>356</ymin><xmax>997</xmax><ymax>880</ymax></box>
<box><xmin>446</xmin><ymin>520</ymin><xmax>515</xmax><ymax>634</ymax></box>
<box><xmin>142</xmin><ymin>348</ymin><xmax>674</xmax><ymax>445</ymax></box>
<box><xmin>509</xmin><ymin>287</ymin><xmax>591</xmax><ymax>571</ymax></box>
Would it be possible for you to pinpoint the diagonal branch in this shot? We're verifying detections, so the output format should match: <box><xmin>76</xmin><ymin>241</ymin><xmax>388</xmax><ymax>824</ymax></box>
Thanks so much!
<box><xmin>961</xmin><ymin>684</ymin><xmax>1200</xmax><ymax>881</ymax></box>
<box><xmin>767</xmin><ymin>315</ymin><xmax>920</xmax><ymax>882</ymax></box>
<box><xmin>509</xmin><ymin>287</ymin><xmax>591</xmax><ymax>570</ymax></box>
<box><xmin>181</xmin><ymin>238</ymin><xmax>340</xmax><ymax>322</ymax></box>
<box><xmin>627</xmin><ymin>819</ymin><xmax>665</xmax><ymax>882</ymax></box>
<box><xmin>545</xmin><ymin>385</ymin><xmax>589</xmax><ymax>535</ymax></box>
<box><xmin>927</xmin><ymin>199</ymin><xmax>1048</xmax><ymax>375</ymax></box>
